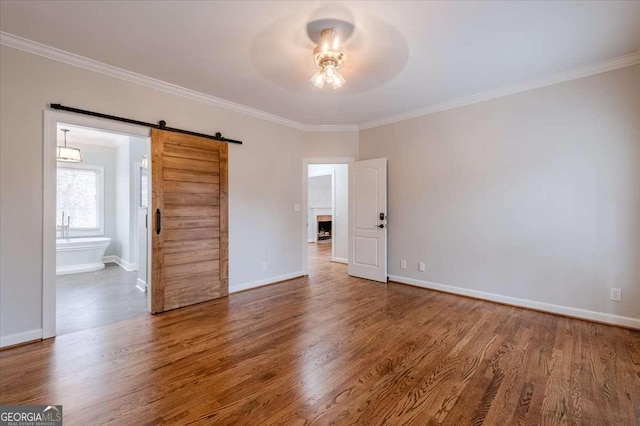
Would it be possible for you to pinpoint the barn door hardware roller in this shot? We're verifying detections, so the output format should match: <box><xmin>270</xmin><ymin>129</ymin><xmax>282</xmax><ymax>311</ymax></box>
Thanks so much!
<box><xmin>50</xmin><ymin>103</ymin><xmax>243</xmax><ymax>144</ymax></box>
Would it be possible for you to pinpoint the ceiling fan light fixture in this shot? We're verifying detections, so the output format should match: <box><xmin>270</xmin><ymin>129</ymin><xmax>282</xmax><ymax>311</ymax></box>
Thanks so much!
<box><xmin>311</xmin><ymin>70</ymin><xmax>326</xmax><ymax>88</ymax></box>
<box><xmin>331</xmin><ymin>72</ymin><xmax>346</xmax><ymax>89</ymax></box>
<box><xmin>332</xmin><ymin>36</ymin><xmax>340</xmax><ymax>51</ymax></box>
<box><xmin>311</xmin><ymin>27</ymin><xmax>346</xmax><ymax>89</ymax></box>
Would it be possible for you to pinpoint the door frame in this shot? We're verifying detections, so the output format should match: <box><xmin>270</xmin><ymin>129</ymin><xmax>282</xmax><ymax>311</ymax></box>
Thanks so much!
<box><xmin>301</xmin><ymin>157</ymin><xmax>354</xmax><ymax>275</ymax></box>
<box><xmin>133</xmin><ymin>161</ymin><xmax>142</xmax><ymax>273</ymax></box>
<box><xmin>42</xmin><ymin>109</ymin><xmax>151</xmax><ymax>339</ymax></box>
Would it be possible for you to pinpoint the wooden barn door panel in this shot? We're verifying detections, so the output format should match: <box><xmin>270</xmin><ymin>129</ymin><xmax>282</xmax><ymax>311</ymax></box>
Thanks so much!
<box><xmin>151</xmin><ymin>129</ymin><xmax>228</xmax><ymax>313</ymax></box>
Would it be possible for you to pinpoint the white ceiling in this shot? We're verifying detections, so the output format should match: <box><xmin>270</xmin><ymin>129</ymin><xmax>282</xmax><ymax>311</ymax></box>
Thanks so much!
<box><xmin>57</xmin><ymin>123</ymin><xmax>129</xmax><ymax>148</ymax></box>
<box><xmin>2</xmin><ymin>1</ymin><xmax>639</xmax><ymax>127</ymax></box>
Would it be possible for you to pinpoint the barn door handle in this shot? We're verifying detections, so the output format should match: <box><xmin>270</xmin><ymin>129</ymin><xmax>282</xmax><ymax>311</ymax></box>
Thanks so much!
<box><xmin>156</xmin><ymin>208</ymin><xmax>162</xmax><ymax>235</ymax></box>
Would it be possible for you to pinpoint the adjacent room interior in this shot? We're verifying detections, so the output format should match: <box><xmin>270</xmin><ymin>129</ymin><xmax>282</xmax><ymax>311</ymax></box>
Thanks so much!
<box><xmin>306</xmin><ymin>163</ymin><xmax>348</xmax><ymax>271</ymax></box>
<box><xmin>0</xmin><ymin>1</ymin><xmax>638</xmax><ymax>424</ymax></box>
<box><xmin>54</xmin><ymin>124</ymin><xmax>150</xmax><ymax>335</ymax></box>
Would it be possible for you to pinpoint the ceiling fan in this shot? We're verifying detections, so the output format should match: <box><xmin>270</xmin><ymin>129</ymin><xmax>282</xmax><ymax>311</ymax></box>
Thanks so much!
<box><xmin>307</xmin><ymin>19</ymin><xmax>354</xmax><ymax>89</ymax></box>
<box><xmin>249</xmin><ymin>8</ymin><xmax>408</xmax><ymax>95</ymax></box>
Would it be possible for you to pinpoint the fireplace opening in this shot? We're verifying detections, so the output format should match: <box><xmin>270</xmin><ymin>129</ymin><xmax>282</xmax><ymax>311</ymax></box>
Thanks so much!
<box><xmin>317</xmin><ymin>215</ymin><xmax>332</xmax><ymax>241</ymax></box>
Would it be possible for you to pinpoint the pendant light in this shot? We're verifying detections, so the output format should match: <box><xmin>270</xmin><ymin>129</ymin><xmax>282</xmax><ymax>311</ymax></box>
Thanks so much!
<box><xmin>57</xmin><ymin>128</ymin><xmax>82</xmax><ymax>163</ymax></box>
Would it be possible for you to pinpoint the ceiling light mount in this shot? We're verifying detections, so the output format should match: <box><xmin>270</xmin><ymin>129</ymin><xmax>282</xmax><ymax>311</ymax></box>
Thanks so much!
<box><xmin>311</xmin><ymin>27</ymin><xmax>346</xmax><ymax>89</ymax></box>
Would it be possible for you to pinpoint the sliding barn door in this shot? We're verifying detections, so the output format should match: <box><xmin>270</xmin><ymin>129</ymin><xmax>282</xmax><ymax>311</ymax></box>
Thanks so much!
<box><xmin>151</xmin><ymin>129</ymin><xmax>228</xmax><ymax>313</ymax></box>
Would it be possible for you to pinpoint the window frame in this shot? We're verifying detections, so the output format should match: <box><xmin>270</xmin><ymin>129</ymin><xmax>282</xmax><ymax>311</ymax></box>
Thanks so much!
<box><xmin>56</xmin><ymin>163</ymin><xmax>105</xmax><ymax>237</ymax></box>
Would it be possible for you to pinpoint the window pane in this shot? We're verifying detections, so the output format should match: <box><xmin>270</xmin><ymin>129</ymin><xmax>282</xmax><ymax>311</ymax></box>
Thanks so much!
<box><xmin>57</xmin><ymin>168</ymin><xmax>99</xmax><ymax>228</ymax></box>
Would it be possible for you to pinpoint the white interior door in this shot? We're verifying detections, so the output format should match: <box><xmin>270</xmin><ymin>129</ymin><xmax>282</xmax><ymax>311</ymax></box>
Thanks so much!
<box><xmin>348</xmin><ymin>158</ymin><xmax>387</xmax><ymax>282</ymax></box>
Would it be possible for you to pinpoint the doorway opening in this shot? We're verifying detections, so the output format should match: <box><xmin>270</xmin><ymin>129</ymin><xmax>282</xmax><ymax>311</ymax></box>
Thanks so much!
<box><xmin>44</xmin><ymin>110</ymin><xmax>152</xmax><ymax>339</ymax></box>
<box><xmin>54</xmin><ymin>123</ymin><xmax>151</xmax><ymax>335</ymax></box>
<box><xmin>305</xmin><ymin>162</ymin><xmax>350</xmax><ymax>275</ymax></box>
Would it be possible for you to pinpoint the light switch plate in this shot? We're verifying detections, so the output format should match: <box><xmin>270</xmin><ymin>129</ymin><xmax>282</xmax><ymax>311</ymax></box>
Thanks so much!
<box><xmin>294</xmin><ymin>204</ymin><xmax>301</xmax><ymax>212</ymax></box>
<box><xmin>419</xmin><ymin>262</ymin><xmax>426</xmax><ymax>272</ymax></box>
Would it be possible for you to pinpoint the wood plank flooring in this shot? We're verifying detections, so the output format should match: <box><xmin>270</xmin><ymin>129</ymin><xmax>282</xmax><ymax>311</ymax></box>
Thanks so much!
<box><xmin>1</xmin><ymin>242</ymin><xmax>638</xmax><ymax>425</ymax></box>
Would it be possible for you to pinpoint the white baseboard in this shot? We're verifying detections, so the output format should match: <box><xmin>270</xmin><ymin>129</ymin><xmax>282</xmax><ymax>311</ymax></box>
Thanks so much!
<box><xmin>230</xmin><ymin>271</ymin><xmax>305</xmax><ymax>294</ymax></box>
<box><xmin>331</xmin><ymin>257</ymin><xmax>348</xmax><ymax>264</ymax></box>
<box><xmin>136</xmin><ymin>278</ymin><xmax>147</xmax><ymax>293</ymax></box>
<box><xmin>388</xmin><ymin>275</ymin><xmax>640</xmax><ymax>330</ymax></box>
<box><xmin>103</xmin><ymin>255</ymin><xmax>136</xmax><ymax>272</ymax></box>
<box><xmin>1</xmin><ymin>329</ymin><xmax>42</xmax><ymax>348</ymax></box>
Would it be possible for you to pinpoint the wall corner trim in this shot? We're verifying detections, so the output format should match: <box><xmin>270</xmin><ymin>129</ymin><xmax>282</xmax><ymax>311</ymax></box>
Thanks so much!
<box><xmin>0</xmin><ymin>31</ymin><xmax>352</xmax><ymax>133</ymax></box>
<box><xmin>388</xmin><ymin>275</ymin><xmax>640</xmax><ymax>330</ymax></box>
<box><xmin>359</xmin><ymin>51</ymin><xmax>640</xmax><ymax>130</ymax></box>
<box><xmin>136</xmin><ymin>278</ymin><xmax>147</xmax><ymax>293</ymax></box>
<box><xmin>230</xmin><ymin>271</ymin><xmax>305</xmax><ymax>294</ymax></box>
<box><xmin>2</xmin><ymin>32</ymin><xmax>637</xmax><ymax>133</ymax></box>
<box><xmin>303</xmin><ymin>124</ymin><xmax>360</xmax><ymax>132</ymax></box>
<box><xmin>0</xmin><ymin>329</ymin><xmax>43</xmax><ymax>348</ymax></box>
<box><xmin>103</xmin><ymin>255</ymin><xmax>136</xmax><ymax>272</ymax></box>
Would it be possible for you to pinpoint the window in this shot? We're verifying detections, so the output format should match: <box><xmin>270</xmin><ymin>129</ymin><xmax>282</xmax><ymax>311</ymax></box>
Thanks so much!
<box><xmin>57</xmin><ymin>165</ymin><xmax>104</xmax><ymax>236</ymax></box>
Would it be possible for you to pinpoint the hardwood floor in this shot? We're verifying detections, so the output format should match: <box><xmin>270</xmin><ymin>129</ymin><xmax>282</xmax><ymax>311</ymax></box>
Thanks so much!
<box><xmin>56</xmin><ymin>264</ymin><xmax>147</xmax><ymax>335</ymax></box>
<box><xmin>1</xmin><ymin>243</ymin><xmax>638</xmax><ymax>425</ymax></box>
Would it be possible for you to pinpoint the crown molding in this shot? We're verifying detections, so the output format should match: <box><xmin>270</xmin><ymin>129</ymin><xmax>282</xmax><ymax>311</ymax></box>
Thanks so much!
<box><xmin>359</xmin><ymin>50</ymin><xmax>640</xmax><ymax>130</ymax></box>
<box><xmin>302</xmin><ymin>124</ymin><xmax>359</xmax><ymax>132</ymax></box>
<box><xmin>0</xmin><ymin>31</ymin><xmax>316</xmax><ymax>131</ymax></box>
<box><xmin>2</xmin><ymin>32</ymin><xmax>638</xmax><ymax>133</ymax></box>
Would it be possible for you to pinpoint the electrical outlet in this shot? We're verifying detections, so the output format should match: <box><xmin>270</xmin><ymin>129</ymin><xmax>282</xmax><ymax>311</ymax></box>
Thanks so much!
<box><xmin>419</xmin><ymin>262</ymin><xmax>426</xmax><ymax>272</ymax></box>
<box><xmin>609</xmin><ymin>287</ymin><xmax>622</xmax><ymax>302</ymax></box>
<box><xmin>261</xmin><ymin>261</ymin><xmax>268</xmax><ymax>272</ymax></box>
<box><xmin>400</xmin><ymin>260</ymin><xmax>407</xmax><ymax>269</ymax></box>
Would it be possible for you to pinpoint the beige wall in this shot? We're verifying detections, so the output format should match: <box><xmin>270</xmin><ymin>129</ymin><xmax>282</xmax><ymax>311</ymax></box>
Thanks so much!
<box><xmin>360</xmin><ymin>65</ymin><xmax>640</xmax><ymax>320</ymax></box>
<box><xmin>0</xmin><ymin>46</ymin><xmax>307</xmax><ymax>341</ymax></box>
<box><xmin>302</xmin><ymin>131</ymin><xmax>358</xmax><ymax>159</ymax></box>
<box><xmin>1</xmin><ymin>43</ymin><xmax>638</xmax><ymax>343</ymax></box>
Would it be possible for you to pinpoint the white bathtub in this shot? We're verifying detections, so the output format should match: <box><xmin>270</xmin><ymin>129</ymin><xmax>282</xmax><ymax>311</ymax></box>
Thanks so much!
<box><xmin>56</xmin><ymin>237</ymin><xmax>111</xmax><ymax>275</ymax></box>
